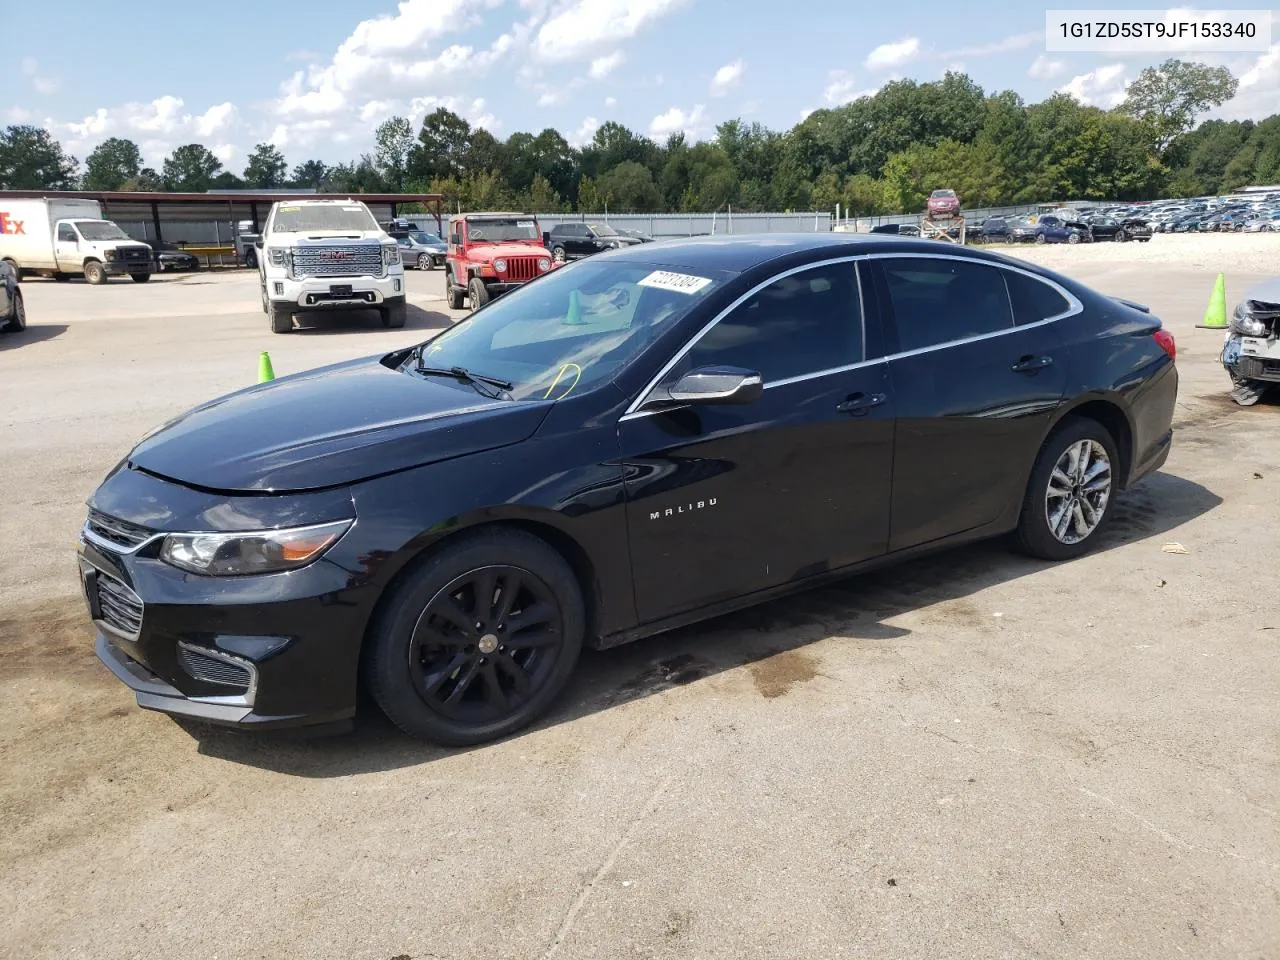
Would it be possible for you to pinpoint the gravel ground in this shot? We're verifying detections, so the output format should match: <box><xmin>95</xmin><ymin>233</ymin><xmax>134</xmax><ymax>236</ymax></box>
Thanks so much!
<box><xmin>999</xmin><ymin>230</ymin><xmax>1280</xmax><ymax>274</ymax></box>
<box><xmin>1</xmin><ymin>244</ymin><xmax>1278</xmax><ymax>960</ymax></box>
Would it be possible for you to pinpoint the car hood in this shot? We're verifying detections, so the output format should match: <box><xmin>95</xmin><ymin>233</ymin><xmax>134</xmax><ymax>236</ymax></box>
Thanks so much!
<box><xmin>128</xmin><ymin>356</ymin><xmax>552</xmax><ymax>493</ymax></box>
<box><xmin>468</xmin><ymin>242</ymin><xmax>551</xmax><ymax>261</ymax></box>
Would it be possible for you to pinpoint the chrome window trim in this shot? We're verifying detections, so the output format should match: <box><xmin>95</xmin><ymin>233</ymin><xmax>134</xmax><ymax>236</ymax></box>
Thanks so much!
<box><xmin>619</xmin><ymin>250</ymin><xmax>1083</xmax><ymax>422</ymax></box>
<box><xmin>621</xmin><ymin>255</ymin><xmax>870</xmax><ymax>420</ymax></box>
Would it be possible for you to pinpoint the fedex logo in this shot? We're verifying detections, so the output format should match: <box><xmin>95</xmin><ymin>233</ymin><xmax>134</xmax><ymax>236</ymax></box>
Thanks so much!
<box><xmin>0</xmin><ymin>213</ymin><xmax>25</xmax><ymax>235</ymax></box>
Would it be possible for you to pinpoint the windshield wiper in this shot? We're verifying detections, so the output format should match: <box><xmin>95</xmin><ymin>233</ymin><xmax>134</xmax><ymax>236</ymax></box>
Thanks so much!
<box><xmin>415</xmin><ymin>361</ymin><xmax>514</xmax><ymax>399</ymax></box>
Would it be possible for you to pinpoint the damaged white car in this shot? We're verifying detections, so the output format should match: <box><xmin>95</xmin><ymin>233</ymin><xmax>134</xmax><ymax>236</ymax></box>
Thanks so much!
<box><xmin>1223</xmin><ymin>279</ymin><xmax>1280</xmax><ymax>405</ymax></box>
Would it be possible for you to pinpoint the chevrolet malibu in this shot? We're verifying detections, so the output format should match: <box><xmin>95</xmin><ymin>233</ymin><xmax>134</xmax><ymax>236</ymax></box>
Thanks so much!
<box><xmin>79</xmin><ymin>235</ymin><xmax>1178</xmax><ymax>745</ymax></box>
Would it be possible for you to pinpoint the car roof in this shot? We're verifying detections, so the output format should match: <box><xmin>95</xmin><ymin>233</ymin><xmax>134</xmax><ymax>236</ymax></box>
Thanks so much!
<box><xmin>591</xmin><ymin>233</ymin><xmax>1020</xmax><ymax>273</ymax></box>
<box><xmin>451</xmin><ymin>211</ymin><xmax>529</xmax><ymax>221</ymax></box>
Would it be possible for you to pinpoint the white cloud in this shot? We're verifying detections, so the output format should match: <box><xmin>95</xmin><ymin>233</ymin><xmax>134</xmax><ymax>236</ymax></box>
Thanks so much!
<box><xmin>649</xmin><ymin>103</ymin><xmax>709</xmax><ymax>140</ymax></box>
<box><xmin>865</xmin><ymin>36</ymin><xmax>920</xmax><ymax>70</ymax></box>
<box><xmin>210</xmin><ymin>143</ymin><xmax>240</xmax><ymax>167</ymax></box>
<box><xmin>939</xmin><ymin>31</ymin><xmax>1039</xmax><ymax>59</ymax></box>
<box><xmin>710</xmin><ymin>59</ymin><xmax>744</xmax><ymax>96</ymax></box>
<box><xmin>589</xmin><ymin>50</ymin><xmax>625</xmax><ymax>79</ymax></box>
<box><xmin>1028</xmin><ymin>54</ymin><xmax>1066</xmax><ymax>80</ymax></box>
<box><xmin>21</xmin><ymin>56</ymin><xmax>58</xmax><ymax>95</ymax></box>
<box><xmin>1215</xmin><ymin>43</ymin><xmax>1280</xmax><ymax>120</ymax></box>
<box><xmin>605</xmin><ymin>96</ymin><xmax>618</xmax><ymax>108</ymax></box>
<box><xmin>194</xmin><ymin>102</ymin><xmax>237</xmax><ymax>138</ymax></box>
<box><xmin>822</xmin><ymin>69</ymin><xmax>879</xmax><ymax>106</ymax></box>
<box><xmin>1058</xmin><ymin>63</ymin><xmax>1130</xmax><ymax>108</ymax></box>
<box><xmin>569</xmin><ymin>116</ymin><xmax>600</xmax><ymax>147</ymax></box>
<box><xmin>942</xmin><ymin>61</ymin><xmax>965</xmax><ymax>75</ymax></box>
<box><xmin>5</xmin><ymin>106</ymin><xmax>35</xmax><ymax>124</ymax></box>
<box><xmin>358</xmin><ymin>99</ymin><xmax>395</xmax><ymax>123</ymax></box>
<box><xmin>537</xmin><ymin>91</ymin><xmax>562</xmax><ymax>106</ymax></box>
<box><xmin>534</xmin><ymin>0</ymin><xmax>684</xmax><ymax>62</ymax></box>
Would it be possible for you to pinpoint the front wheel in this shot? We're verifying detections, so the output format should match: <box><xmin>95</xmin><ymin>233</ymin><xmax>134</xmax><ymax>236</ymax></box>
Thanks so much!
<box><xmin>1034</xmin><ymin>233</ymin><xmax>1046</xmax><ymax>244</ymax></box>
<box><xmin>468</xmin><ymin>276</ymin><xmax>490</xmax><ymax>310</ymax></box>
<box><xmin>1067</xmin><ymin>231</ymin><xmax>1080</xmax><ymax>244</ymax></box>
<box><xmin>446</xmin><ymin>271</ymin><xmax>466</xmax><ymax>310</ymax></box>
<box><xmin>365</xmin><ymin>529</ymin><xmax>585</xmax><ymax>745</ymax></box>
<box><xmin>552</xmin><ymin>245</ymin><xmax>567</xmax><ymax>263</ymax></box>
<box><xmin>130</xmin><ymin>273</ymin><xmax>151</xmax><ymax>283</ymax></box>
<box><xmin>1115</xmin><ymin>229</ymin><xmax>1128</xmax><ymax>242</ymax></box>
<box><xmin>417</xmin><ymin>253</ymin><xmax>432</xmax><ymax>271</ymax></box>
<box><xmin>381</xmin><ymin>302</ymin><xmax>407</xmax><ymax>328</ymax></box>
<box><xmin>1015</xmin><ymin>418</ymin><xmax>1118</xmax><ymax>561</ymax></box>
<box><xmin>2</xmin><ymin>290</ymin><xmax>25</xmax><ymax>333</ymax></box>
<box><xmin>268</xmin><ymin>301</ymin><xmax>294</xmax><ymax>334</ymax></box>
<box><xmin>83</xmin><ymin>261</ymin><xmax>106</xmax><ymax>285</ymax></box>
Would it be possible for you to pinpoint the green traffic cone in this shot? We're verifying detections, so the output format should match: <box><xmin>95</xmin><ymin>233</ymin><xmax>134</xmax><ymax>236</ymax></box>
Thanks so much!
<box><xmin>563</xmin><ymin>288</ymin><xmax>585</xmax><ymax>324</ymax></box>
<box><xmin>258</xmin><ymin>351</ymin><xmax>276</xmax><ymax>383</ymax></box>
<box><xmin>1196</xmin><ymin>273</ymin><xmax>1227</xmax><ymax>329</ymax></box>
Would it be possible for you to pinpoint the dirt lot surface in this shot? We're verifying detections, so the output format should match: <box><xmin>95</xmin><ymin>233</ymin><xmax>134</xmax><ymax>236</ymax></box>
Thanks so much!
<box><xmin>2</xmin><ymin>240</ymin><xmax>1278</xmax><ymax>960</ymax></box>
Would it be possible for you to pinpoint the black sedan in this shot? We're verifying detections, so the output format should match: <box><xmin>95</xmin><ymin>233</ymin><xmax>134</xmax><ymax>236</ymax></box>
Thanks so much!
<box><xmin>1085</xmin><ymin>216</ymin><xmax>1152</xmax><ymax>243</ymax></box>
<box><xmin>79</xmin><ymin>235</ymin><xmax>1178</xmax><ymax>745</ymax></box>
<box><xmin>153</xmin><ymin>242</ymin><xmax>200</xmax><ymax>272</ymax></box>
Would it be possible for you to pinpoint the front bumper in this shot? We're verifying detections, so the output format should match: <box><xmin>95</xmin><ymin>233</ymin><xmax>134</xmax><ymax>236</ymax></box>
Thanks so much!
<box><xmin>479</xmin><ymin>279</ymin><xmax>526</xmax><ymax>294</ymax></box>
<box><xmin>103</xmin><ymin>258</ymin><xmax>153</xmax><ymax>275</ymax></box>
<box><xmin>266</xmin><ymin>272</ymin><xmax>404</xmax><ymax>309</ymax></box>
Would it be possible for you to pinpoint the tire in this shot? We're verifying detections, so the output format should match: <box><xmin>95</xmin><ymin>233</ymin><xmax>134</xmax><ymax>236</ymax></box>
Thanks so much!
<box><xmin>83</xmin><ymin>260</ymin><xmax>106</xmax><ymax>285</ymax></box>
<box><xmin>417</xmin><ymin>253</ymin><xmax>432</xmax><ymax>271</ymax></box>
<box><xmin>552</xmin><ymin>245</ymin><xmax>567</xmax><ymax>263</ymax></box>
<box><xmin>244</xmin><ymin>249</ymin><xmax>258</xmax><ymax>270</ymax></box>
<box><xmin>130</xmin><ymin>272</ymin><xmax>151</xmax><ymax>283</ymax></box>
<box><xmin>1015</xmin><ymin>417</ymin><xmax>1119</xmax><ymax>562</ymax></box>
<box><xmin>268</xmin><ymin>301</ymin><xmax>294</xmax><ymax>334</ymax></box>
<box><xmin>446</xmin><ymin>271</ymin><xmax>466</xmax><ymax>310</ymax></box>
<box><xmin>381</xmin><ymin>302</ymin><xmax>407</xmax><ymax>328</ymax></box>
<box><xmin>2</xmin><ymin>289</ymin><xmax>25</xmax><ymax>333</ymax></box>
<box><xmin>1067</xmin><ymin>231</ymin><xmax>1080</xmax><ymax>244</ymax></box>
<box><xmin>468</xmin><ymin>276</ymin><xmax>490</xmax><ymax>310</ymax></box>
<box><xmin>1115</xmin><ymin>229</ymin><xmax>1128</xmax><ymax>243</ymax></box>
<box><xmin>365</xmin><ymin>529</ymin><xmax>585</xmax><ymax>745</ymax></box>
<box><xmin>1034</xmin><ymin>233</ymin><xmax>1046</xmax><ymax>244</ymax></box>
<box><xmin>52</xmin><ymin>272</ymin><xmax>69</xmax><ymax>282</ymax></box>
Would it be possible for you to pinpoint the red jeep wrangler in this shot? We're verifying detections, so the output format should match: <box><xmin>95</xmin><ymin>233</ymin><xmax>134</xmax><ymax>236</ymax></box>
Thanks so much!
<box><xmin>444</xmin><ymin>212</ymin><xmax>556</xmax><ymax>310</ymax></box>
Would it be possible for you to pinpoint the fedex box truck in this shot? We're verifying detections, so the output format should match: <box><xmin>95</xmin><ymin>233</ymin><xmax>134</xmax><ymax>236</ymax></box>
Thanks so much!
<box><xmin>0</xmin><ymin>198</ymin><xmax>154</xmax><ymax>284</ymax></box>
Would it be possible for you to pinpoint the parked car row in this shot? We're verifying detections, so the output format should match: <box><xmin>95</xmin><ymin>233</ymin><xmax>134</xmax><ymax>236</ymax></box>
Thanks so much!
<box><xmin>975</xmin><ymin>213</ymin><xmax>1151</xmax><ymax>245</ymax></box>
<box><xmin>542</xmin><ymin>222</ymin><xmax>652</xmax><ymax>262</ymax></box>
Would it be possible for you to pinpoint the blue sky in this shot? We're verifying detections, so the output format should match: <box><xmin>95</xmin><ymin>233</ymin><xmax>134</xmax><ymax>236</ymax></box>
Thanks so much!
<box><xmin>3</xmin><ymin>1</ymin><xmax>1278</xmax><ymax>173</ymax></box>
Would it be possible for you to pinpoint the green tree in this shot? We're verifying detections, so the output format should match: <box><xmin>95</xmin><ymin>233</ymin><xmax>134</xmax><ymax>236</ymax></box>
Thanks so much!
<box><xmin>0</xmin><ymin>125</ymin><xmax>78</xmax><ymax>189</ymax></box>
<box><xmin>291</xmin><ymin>160</ymin><xmax>328</xmax><ymax>189</ymax></box>
<box><xmin>528</xmin><ymin>173</ymin><xmax>562</xmax><ymax>211</ymax></box>
<box><xmin>243</xmin><ymin>143</ymin><xmax>287</xmax><ymax>188</ymax></box>
<box><xmin>374</xmin><ymin>116</ymin><xmax>414</xmax><ymax>190</ymax></box>
<box><xmin>1122</xmin><ymin>58</ymin><xmax>1239</xmax><ymax>153</ymax></box>
<box><xmin>596</xmin><ymin>160</ymin><xmax>663</xmax><ymax>212</ymax></box>
<box><xmin>576</xmin><ymin>175</ymin><xmax>607</xmax><ymax>212</ymax></box>
<box><xmin>82</xmin><ymin>137</ymin><xmax>142</xmax><ymax>190</ymax></box>
<box><xmin>410</xmin><ymin>108</ymin><xmax>472</xmax><ymax>182</ymax></box>
<box><xmin>162</xmin><ymin>143</ymin><xmax>222</xmax><ymax>191</ymax></box>
<box><xmin>119</xmin><ymin>167</ymin><xmax>163</xmax><ymax>191</ymax></box>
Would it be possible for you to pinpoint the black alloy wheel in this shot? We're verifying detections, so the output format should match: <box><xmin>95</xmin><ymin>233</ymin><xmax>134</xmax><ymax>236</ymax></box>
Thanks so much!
<box><xmin>367</xmin><ymin>530</ymin><xmax>584</xmax><ymax>745</ymax></box>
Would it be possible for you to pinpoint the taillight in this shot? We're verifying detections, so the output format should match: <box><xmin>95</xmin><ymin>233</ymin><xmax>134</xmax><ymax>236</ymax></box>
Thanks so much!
<box><xmin>1153</xmin><ymin>328</ymin><xmax>1176</xmax><ymax>361</ymax></box>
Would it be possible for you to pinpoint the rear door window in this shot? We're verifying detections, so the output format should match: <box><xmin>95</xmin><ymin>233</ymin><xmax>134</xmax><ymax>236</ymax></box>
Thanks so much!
<box><xmin>880</xmin><ymin>257</ymin><xmax>1014</xmax><ymax>352</ymax></box>
<box><xmin>1003</xmin><ymin>270</ymin><xmax>1072</xmax><ymax>325</ymax></box>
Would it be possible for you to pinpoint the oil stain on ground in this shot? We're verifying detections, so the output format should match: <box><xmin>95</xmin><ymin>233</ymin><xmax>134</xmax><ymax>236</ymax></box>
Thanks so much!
<box><xmin>749</xmin><ymin>649</ymin><xmax>818</xmax><ymax>699</ymax></box>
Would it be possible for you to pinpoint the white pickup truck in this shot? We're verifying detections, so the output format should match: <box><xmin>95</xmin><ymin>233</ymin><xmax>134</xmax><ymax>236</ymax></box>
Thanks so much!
<box><xmin>0</xmin><ymin>198</ymin><xmax>154</xmax><ymax>284</ymax></box>
<box><xmin>256</xmin><ymin>198</ymin><xmax>406</xmax><ymax>333</ymax></box>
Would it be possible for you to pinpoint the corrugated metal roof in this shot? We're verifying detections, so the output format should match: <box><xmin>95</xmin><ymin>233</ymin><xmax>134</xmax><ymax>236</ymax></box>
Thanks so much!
<box><xmin>0</xmin><ymin>189</ymin><xmax>443</xmax><ymax>204</ymax></box>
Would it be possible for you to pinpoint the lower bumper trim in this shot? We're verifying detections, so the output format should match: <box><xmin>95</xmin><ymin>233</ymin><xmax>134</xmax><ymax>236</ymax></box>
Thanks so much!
<box><xmin>95</xmin><ymin>633</ymin><xmax>353</xmax><ymax>730</ymax></box>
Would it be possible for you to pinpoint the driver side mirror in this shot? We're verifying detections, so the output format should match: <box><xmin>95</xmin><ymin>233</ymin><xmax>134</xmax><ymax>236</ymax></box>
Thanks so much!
<box><xmin>253</xmin><ymin>237</ymin><xmax>264</xmax><ymax>249</ymax></box>
<box><xmin>662</xmin><ymin>366</ymin><xmax>763</xmax><ymax>406</ymax></box>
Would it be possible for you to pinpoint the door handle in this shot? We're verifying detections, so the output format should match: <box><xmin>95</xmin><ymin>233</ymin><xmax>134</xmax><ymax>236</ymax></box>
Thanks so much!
<box><xmin>835</xmin><ymin>392</ymin><xmax>887</xmax><ymax>415</ymax></box>
<box><xmin>1011</xmin><ymin>355</ymin><xmax>1054</xmax><ymax>373</ymax></box>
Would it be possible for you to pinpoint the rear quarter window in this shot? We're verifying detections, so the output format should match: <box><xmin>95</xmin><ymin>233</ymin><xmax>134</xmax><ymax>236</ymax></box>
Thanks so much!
<box><xmin>1003</xmin><ymin>270</ymin><xmax>1072</xmax><ymax>325</ymax></box>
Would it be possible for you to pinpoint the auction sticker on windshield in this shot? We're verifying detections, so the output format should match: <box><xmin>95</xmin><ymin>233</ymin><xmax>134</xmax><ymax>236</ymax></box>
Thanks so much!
<box><xmin>638</xmin><ymin>270</ymin><xmax>713</xmax><ymax>295</ymax></box>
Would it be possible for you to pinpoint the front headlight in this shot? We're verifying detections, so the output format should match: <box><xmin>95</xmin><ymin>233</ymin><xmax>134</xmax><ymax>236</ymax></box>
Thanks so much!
<box><xmin>159</xmin><ymin>520</ymin><xmax>352</xmax><ymax>577</ymax></box>
<box><xmin>538</xmin><ymin>257</ymin><xmax>551</xmax><ymax>271</ymax></box>
<box><xmin>105</xmin><ymin>248</ymin><xmax>120</xmax><ymax>261</ymax></box>
<box><xmin>494</xmin><ymin>258</ymin><xmax>507</xmax><ymax>272</ymax></box>
<box><xmin>382</xmin><ymin>244</ymin><xmax>400</xmax><ymax>268</ymax></box>
<box><xmin>1230</xmin><ymin>303</ymin><xmax>1270</xmax><ymax>337</ymax></box>
<box><xmin>268</xmin><ymin>247</ymin><xmax>290</xmax><ymax>267</ymax></box>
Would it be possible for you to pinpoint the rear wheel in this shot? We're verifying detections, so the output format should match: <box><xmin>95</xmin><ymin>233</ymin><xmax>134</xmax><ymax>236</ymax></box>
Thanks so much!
<box><xmin>268</xmin><ymin>301</ymin><xmax>294</xmax><ymax>334</ymax></box>
<box><xmin>366</xmin><ymin>529</ymin><xmax>585</xmax><ymax>745</ymax></box>
<box><xmin>244</xmin><ymin>249</ymin><xmax>258</xmax><ymax>269</ymax></box>
<box><xmin>2</xmin><ymin>290</ymin><xmax>25</xmax><ymax>333</ymax></box>
<box><xmin>1015</xmin><ymin>417</ymin><xmax>1118</xmax><ymax>561</ymax></box>
<box><xmin>381</xmin><ymin>302</ymin><xmax>407</xmax><ymax>328</ymax></box>
<box><xmin>83</xmin><ymin>260</ymin><xmax>106</xmax><ymax>285</ymax></box>
<box><xmin>468</xmin><ymin>276</ymin><xmax>490</xmax><ymax>310</ymax></box>
<box><xmin>130</xmin><ymin>272</ymin><xmax>150</xmax><ymax>283</ymax></box>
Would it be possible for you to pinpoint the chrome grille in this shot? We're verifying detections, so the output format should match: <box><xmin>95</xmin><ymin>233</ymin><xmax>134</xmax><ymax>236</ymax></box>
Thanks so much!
<box><xmin>86</xmin><ymin>510</ymin><xmax>154</xmax><ymax>550</ymax></box>
<box><xmin>177</xmin><ymin>643</ymin><xmax>254</xmax><ymax>693</ymax></box>
<box><xmin>95</xmin><ymin>571</ymin><xmax>144</xmax><ymax>640</ymax></box>
<box><xmin>292</xmin><ymin>244</ymin><xmax>384</xmax><ymax>279</ymax></box>
<box><xmin>504</xmin><ymin>256</ymin><xmax>539</xmax><ymax>282</ymax></box>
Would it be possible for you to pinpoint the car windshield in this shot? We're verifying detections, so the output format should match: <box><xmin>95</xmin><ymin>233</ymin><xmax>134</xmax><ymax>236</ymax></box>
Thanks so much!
<box><xmin>75</xmin><ymin>220</ymin><xmax>131</xmax><ymax>241</ymax></box>
<box><xmin>272</xmin><ymin>204</ymin><xmax>378</xmax><ymax>233</ymax></box>
<box><xmin>590</xmin><ymin>224</ymin><xmax>619</xmax><ymax>236</ymax></box>
<box><xmin>410</xmin><ymin>260</ymin><xmax>728</xmax><ymax>401</ymax></box>
<box><xmin>466</xmin><ymin>218</ymin><xmax>540</xmax><ymax>242</ymax></box>
<box><xmin>931</xmin><ymin>190</ymin><xmax>956</xmax><ymax>198</ymax></box>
